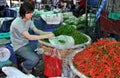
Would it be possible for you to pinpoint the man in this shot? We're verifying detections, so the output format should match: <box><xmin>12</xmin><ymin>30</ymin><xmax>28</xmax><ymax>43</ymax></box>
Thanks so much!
<box><xmin>10</xmin><ymin>2</ymin><xmax>54</xmax><ymax>74</ymax></box>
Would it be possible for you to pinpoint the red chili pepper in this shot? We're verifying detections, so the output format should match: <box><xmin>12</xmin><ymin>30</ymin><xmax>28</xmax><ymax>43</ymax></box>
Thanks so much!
<box><xmin>73</xmin><ymin>39</ymin><xmax>120</xmax><ymax>77</ymax></box>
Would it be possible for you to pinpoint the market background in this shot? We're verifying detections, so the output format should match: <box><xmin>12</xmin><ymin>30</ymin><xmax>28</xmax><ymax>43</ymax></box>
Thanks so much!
<box><xmin>0</xmin><ymin>0</ymin><xmax>120</xmax><ymax>78</ymax></box>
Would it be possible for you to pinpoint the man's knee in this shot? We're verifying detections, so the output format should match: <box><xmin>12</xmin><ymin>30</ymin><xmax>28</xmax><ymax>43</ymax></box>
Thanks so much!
<box><xmin>31</xmin><ymin>55</ymin><xmax>40</xmax><ymax>64</ymax></box>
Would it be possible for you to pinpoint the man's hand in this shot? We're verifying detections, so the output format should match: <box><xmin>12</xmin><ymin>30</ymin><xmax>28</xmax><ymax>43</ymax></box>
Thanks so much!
<box><xmin>46</xmin><ymin>32</ymin><xmax>55</xmax><ymax>38</ymax></box>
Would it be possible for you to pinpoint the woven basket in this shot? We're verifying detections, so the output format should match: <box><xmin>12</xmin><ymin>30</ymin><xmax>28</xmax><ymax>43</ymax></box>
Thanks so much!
<box><xmin>40</xmin><ymin>44</ymin><xmax>73</xmax><ymax>60</ymax></box>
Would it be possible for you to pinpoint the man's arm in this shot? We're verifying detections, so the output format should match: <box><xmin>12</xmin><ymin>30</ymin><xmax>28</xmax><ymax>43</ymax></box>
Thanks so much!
<box><xmin>32</xmin><ymin>27</ymin><xmax>53</xmax><ymax>35</ymax></box>
<box><xmin>22</xmin><ymin>30</ymin><xmax>54</xmax><ymax>40</ymax></box>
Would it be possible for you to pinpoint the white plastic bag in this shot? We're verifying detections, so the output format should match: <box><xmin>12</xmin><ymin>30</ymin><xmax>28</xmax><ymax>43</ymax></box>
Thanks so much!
<box><xmin>2</xmin><ymin>66</ymin><xmax>36</xmax><ymax>78</ymax></box>
<box><xmin>41</xmin><ymin>13</ymin><xmax>63</xmax><ymax>24</ymax></box>
<box><xmin>49</xmin><ymin>35</ymin><xmax>74</xmax><ymax>50</ymax></box>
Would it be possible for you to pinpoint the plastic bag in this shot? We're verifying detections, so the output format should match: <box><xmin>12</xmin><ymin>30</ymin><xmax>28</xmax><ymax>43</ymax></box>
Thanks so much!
<box><xmin>41</xmin><ymin>13</ymin><xmax>63</xmax><ymax>24</ymax></box>
<box><xmin>44</xmin><ymin>49</ymin><xmax>62</xmax><ymax>77</ymax></box>
<box><xmin>2</xmin><ymin>66</ymin><xmax>36</xmax><ymax>78</ymax></box>
<box><xmin>49</xmin><ymin>35</ymin><xmax>74</xmax><ymax>50</ymax></box>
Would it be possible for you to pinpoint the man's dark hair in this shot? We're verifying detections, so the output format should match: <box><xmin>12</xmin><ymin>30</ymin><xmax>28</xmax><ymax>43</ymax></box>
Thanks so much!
<box><xmin>19</xmin><ymin>2</ymin><xmax>35</xmax><ymax>18</ymax></box>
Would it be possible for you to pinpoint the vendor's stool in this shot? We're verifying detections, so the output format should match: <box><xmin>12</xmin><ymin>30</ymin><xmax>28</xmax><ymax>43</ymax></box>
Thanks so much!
<box><xmin>5</xmin><ymin>43</ymin><xmax>24</xmax><ymax>70</ymax></box>
<box><xmin>5</xmin><ymin>43</ymin><xmax>36</xmax><ymax>74</ymax></box>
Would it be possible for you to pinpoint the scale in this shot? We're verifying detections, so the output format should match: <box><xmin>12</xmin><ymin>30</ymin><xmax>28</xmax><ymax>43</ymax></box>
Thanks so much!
<box><xmin>0</xmin><ymin>48</ymin><xmax>11</xmax><ymax>62</ymax></box>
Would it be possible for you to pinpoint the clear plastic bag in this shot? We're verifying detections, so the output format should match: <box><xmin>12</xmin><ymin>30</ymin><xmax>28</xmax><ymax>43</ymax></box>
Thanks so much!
<box><xmin>49</xmin><ymin>35</ymin><xmax>75</xmax><ymax>50</ymax></box>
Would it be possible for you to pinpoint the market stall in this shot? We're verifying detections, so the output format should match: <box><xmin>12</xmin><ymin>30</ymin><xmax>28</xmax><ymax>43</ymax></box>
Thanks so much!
<box><xmin>1</xmin><ymin>0</ymin><xmax>120</xmax><ymax>78</ymax></box>
<box><xmin>38</xmin><ymin>24</ymin><xmax>91</xmax><ymax>77</ymax></box>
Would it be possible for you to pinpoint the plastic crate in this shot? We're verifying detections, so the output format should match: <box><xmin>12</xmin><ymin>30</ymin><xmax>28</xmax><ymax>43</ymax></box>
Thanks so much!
<box><xmin>5</xmin><ymin>8</ymin><xmax>17</xmax><ymax>17</ymax></box>
<box><xmin>0</xmin><ymin>19</ymin><xmax>13</xmax><ymax>32</ymax></box>
<box><xmin>32</xmin><ymin>14</ymin><xmax>61</xmax><ymax>32</ymax></box>
<box><xmin>33</xmin><ymin>15</ymin><xmax>46</xmax><ymax>30</ymax></box>
<box><xmin>6</xmin><ymin>43</ymin><xmax>17</xmax><ymax>64</ymax></box>
<box><xmin>0</xmin><ymin>32</ymin><xmax>10</xmax><ymax>39</ymax></box>
<box><xmin>5</xmin><ymin>7</ymin><xmax>11</xmax><ymax>17</ymax></box>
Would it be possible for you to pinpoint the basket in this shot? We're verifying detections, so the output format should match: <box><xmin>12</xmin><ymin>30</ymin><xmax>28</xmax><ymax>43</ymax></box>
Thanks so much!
<box><xmin>40</xmin><ymin>44</ymin><xmax>73</xmax><ymax>60</ymax></box>
<box><xmin>69</xmin><ymin>49</ymin><xmax>88</xmax><ymax>78</ymax></box>
<box><xmin>39</xmin><ymin>33</ymin><xmax>91</xmax><ymax>60</ymax></box>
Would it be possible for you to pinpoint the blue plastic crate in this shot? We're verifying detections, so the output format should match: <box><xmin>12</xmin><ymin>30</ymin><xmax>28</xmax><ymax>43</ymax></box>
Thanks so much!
<box><xmin>6</xmin><ymin>43</ymin><xmax>17</xmax><ymax>64</ymax></box>
<box><xmin>33</xmin><ymin>14</ymin><xmax>61</xmax><ymax>31</ymax></box>
<box><xmin>33</xmin><ymin>15</ymin><xmax>47</xmax><ymax>30</ymax></box>
<box><xmin>5</xmin><ymin>7</ymin><xmax>11</xmax><ymax>17</ymax></box>
<box><xmin>45</xmin><ymin>28</ymin><xmax>58</xmax><ymax>32</ymax></box>
<box><xmin>10</xmin><ymin>10</ymin><xmax>17</xmax><ymax>17</ymax></box>
<box><xmin>5</xmin><ymin>7</ymin><xmax>17</xmax><ymax>17</ymax></box>
<box><xmin>0</xmin><ymin>19</ymin><xmax>13</xmax><ymax>32</ymax></box>
<box><xmin>88</xmin><ymin>0</ymin><xmax>98</xmax><ymax>7</ymax></box>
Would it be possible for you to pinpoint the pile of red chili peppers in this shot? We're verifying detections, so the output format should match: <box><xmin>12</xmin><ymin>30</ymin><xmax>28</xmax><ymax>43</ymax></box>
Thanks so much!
<box><xmin>73</xmin><ymin>39</ymin><xmax>120</xmax><ymax>78</ymax></box>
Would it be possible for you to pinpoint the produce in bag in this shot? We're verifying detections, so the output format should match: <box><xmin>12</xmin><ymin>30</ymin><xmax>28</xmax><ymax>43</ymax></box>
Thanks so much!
<box><xmin>44</xmin><ymin>49</ymin><xmax>62</xmax><ymax>77</ymax></box>
<box><xmin>49</xmin><ymin>35</ymin><xmax>74</xmax><ymax>50</ymax></box>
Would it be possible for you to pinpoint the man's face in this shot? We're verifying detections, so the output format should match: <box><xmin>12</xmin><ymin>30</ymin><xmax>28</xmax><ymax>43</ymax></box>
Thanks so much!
<box><xmin>25</xmin><ymin>12</ymin><xmax>33</xmax><ymax>20</ymax></box>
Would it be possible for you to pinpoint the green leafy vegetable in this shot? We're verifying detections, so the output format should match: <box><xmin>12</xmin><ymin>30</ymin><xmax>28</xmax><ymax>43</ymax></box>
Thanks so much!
<box><xmin>41</xmin><ymin>25</ymin><xmax>88</xmax><ymax>45</ymax></box>
<box><xmin>58</xmin><ymin>40</ymin><xmax>65</xmax><ymax>44</ymax></box>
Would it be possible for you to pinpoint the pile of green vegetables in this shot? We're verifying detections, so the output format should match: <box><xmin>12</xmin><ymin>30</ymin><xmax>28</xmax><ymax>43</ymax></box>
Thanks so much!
<box><xmin>63</xmin><ymin>14</ymin><xmax>86</xmax><ymax>29</ymax></box>
<box><xmin>42</xmin><ymin>25</ymin><xmax>88</xmax><ymax>45</ymax></box>
<box><xmin>63</xmin><ymin>13</ymin><xmax>96</xmax><ymax>29</ymax></box>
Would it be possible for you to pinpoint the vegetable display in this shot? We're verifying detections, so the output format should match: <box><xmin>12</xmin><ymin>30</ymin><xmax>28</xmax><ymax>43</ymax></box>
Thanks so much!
<box><xmin>63</xmin><ymin>13</ymin><xmax>96</xmax><ymax>29</ymax></box>
<box><xmin>42</xmin><ymin>25</ymin><xmax>88</xmax><ymax>45</ymax></box>
<box><xmin>63</xmin><ymin>15</ymin><xmax>85</xmax><ymax>29</ymax></box>
<box><xmin>73</xmin><ymin>39</ymin><xmax>120</xmax><ymax>77</ymax></box>
<box><xmin>53</xmin><ymin>25</ymin><xmax>88</xmax><ymax>44</ymax></box>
